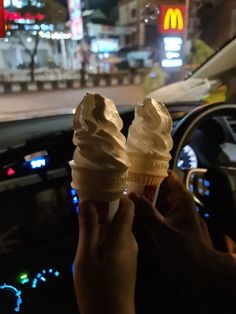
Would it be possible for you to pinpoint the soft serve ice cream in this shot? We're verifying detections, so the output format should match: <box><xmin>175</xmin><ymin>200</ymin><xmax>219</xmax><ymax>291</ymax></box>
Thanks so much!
<box><xmin>70</xmin><ymin>93</ymin><xmax>129</xmax><ymax>220</ymax></box>
<box><xmin>127</xmin><ymin>98</ymin><xmax>173</xmax><ymax>203</ymax></box>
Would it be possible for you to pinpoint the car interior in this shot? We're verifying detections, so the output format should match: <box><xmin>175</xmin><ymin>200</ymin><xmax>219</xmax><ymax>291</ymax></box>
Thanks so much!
<box><xmin>0</xmin><ymin>100</ymin><xmax>236</xmax><ymax>313</ymax></box>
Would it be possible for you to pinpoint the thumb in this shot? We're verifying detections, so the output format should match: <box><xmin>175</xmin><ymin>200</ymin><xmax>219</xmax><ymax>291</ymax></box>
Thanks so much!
<box><xmin>76</xmin><ymin>200</ymin><xmax>99</xmax><ymax>259</ymax></box>
<box><xmin>111</xmin><ymin>197</ymin><xmax>135</xmax><ymax>236</ymax></box>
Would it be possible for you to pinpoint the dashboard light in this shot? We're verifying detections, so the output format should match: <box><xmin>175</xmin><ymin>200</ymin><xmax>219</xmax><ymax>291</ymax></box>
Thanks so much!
<box><xmin>30</xmin><ymin>158</ymin><xmax>46</xmax><ymax>169</ymax></box>
<box><xmin>54</xmin><ymin>271</ymin><xmax>60</xmax><ymax>277</ymax></box>
<box><xmin>70</xmin><ymin>189</ymin><xmax>77</xmax><ymax>196</ymax></box>
<box><xmin>21</xmin><ymin>278</ymin><xmax>29</xmax><ymax>285</ymax></box>
<box><xmin>7</xmin><ymin>167</ymin><xmax>16</xmax><ymax>176</ymax></box>
<box><xmin>73</xmin><ymin>196</ymin><xmax>79</xmax><ymax>204</ymax></box>
<box><xmin>204</xmin><ymin>180</ymin><xmax>210</xmax><ymax>187</ymax></box>
<box><xmin>20</xmin><ymin>273</ymin><xmax>28</xmax><ymax>280</ymax></box>
<box><xmin>204</xmin><ymin>213</ymin><xmax>210</xmax><ymax>219</ymax></box>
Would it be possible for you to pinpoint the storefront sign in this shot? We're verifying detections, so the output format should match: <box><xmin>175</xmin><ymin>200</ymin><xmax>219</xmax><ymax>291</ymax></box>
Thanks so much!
<box><xmin>4</xmin><ymin>10</ymin><xmax>45</xmax><ymax>23</ymax></box>
<box><xmin>161</xmin><ymin>36</ymin><xmax>184</xmax><ymax>68</ymax></box>
<box><xmin>159</xmin><ymin>5</ymin><xmax>186</xmax><ymax>34</ymax></box>
<box><xmin>68</xmin><ymin>0</ymin><xmax>83</xmax><ymax>40</ymax></box>
<box><xmin>0</xmin><ymin>0</ymin><xmax>5</xmax><ymax>37</ymax></box>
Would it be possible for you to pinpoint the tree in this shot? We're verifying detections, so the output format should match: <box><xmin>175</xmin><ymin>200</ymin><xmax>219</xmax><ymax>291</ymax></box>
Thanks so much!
<box><xmin>7</xmin><ymin>0</ymin><xmax>67</xmax><ymax>82</ymax></box>
<box><xmin>143</xmin><ymin>63</ymin><xmax>167</xmax><ymax>95</ymax></box>
<box><xmin>189</xmin><ymin>39</ymin><xmax>214</xmax><ymax>66</ymax></box>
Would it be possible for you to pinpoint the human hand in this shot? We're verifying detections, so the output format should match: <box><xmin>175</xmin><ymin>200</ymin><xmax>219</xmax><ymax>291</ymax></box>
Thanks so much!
<box><xmin>129</xmin><ymin>171</ymin><xmax>234</xmax><ymax>304</ymax></box>
<box><xmin>74</xmin><ymin>197</ymin><xmax>138</xmax><ymax>314</ymax></box>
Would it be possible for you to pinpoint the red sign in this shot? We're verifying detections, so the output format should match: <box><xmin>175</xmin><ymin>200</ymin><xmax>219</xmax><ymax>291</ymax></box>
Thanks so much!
<box><xmin>0</xmin><ymin>0</ymin><xmax>5</xmax><ymax>38</ymax></box>
<box><xmin>4</xmin><ymin>9</ymin><xmax>45</xmax><ymax>23</ymax></box>
<box><xmin>158</xmin><ymin>5</ymin><xmax>186</xmax><ymax>34</ymax></box>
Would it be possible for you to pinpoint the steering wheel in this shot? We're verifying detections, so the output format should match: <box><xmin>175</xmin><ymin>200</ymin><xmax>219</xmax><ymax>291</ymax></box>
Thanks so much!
<box><xmin>170</xmin><ymin>102</ymin><xmax>236</xmax><ymax>250</ymax></box>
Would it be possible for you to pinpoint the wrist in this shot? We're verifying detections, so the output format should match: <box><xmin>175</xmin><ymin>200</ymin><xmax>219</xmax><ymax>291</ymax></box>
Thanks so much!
<box><xmin>195</xmin><ymin>248</ymin><xmax>236</xmax><ymax>300</ymax></box>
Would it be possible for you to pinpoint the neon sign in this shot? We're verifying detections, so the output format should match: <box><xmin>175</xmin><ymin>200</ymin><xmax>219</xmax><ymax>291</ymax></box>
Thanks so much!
<box><xmin>4</xmin><ymin>9</ymin><xmax>45</xmax><ymax>24</ymax></box>
<box><xmin>159</xmin><ymin>5</ymin><xmax>186</xmax><ymax>34</ymax></box>
<box><xmin>161</xmin><ymin>37</ymin><xmax>183</xmax><ymax>68</ymax></box>
<box><xmin>68</xmin><ymin>0</ymin><xmax>83</xmax><ymax>40</ymax></box>
<box><xmin>0</xmin><ymin>0</ymin><xmax>5</xmax><ymax>37</ymax></box>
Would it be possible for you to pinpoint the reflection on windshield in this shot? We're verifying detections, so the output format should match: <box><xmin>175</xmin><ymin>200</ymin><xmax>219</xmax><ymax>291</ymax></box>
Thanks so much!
<box><xmin>0</xmin><ymin>0</ymin><xmax>234</xmax><ymax>105</ymax></box>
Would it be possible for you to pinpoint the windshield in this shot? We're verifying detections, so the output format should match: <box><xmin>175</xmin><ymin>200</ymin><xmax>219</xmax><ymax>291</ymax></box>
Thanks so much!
<box><xmin>0</xmin><ymin>0</ymin><xmax>235</xmax><ymax>116</ymax></box>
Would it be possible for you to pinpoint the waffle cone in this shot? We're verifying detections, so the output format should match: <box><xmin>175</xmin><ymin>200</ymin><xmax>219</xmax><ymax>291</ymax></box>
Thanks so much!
<box><xmin>128</xmin><ymin>153</ymin><xmax>169</xmax><ymax>184</ymax></box>
<box><xmin>70</xmin><ymin>161</ymin><xmax>128</xmax><ymax>202</ymax></box>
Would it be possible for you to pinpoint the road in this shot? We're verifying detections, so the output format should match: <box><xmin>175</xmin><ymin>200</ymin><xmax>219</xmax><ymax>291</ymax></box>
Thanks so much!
<box><xmin>0</xmin><ymin>85</ymin><xmax>143</xmax><ymax>121</ymax></box>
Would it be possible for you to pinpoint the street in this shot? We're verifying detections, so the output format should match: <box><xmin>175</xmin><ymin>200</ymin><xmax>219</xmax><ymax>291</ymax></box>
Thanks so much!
<box><xmin>0</xmin><ymin>85</ymin><xmax>144</xmax><ymax>120</ymax></box>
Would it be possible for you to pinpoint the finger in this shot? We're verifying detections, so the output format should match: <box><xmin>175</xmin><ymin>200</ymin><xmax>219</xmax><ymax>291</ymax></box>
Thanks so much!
<box><xmin>5</xmin><ymin>239</ymin><xmax>21</xmax><ymax>246</ymax></box>
<box><xmin>76</xmin><ymin>200</ymin><xmax>99</xmax><ymax>258</ymax></box>
<box><xmin>111</xmin><ymin>196</ymin><xmax>135</xmax><ymax>235</ymax></box>
<box><xmin>198</xmin><ymin>215</ymin><xmax>213</xmax><ymax>248</ymax></box>
<box><xmin>129</xmin><ymin>192</ymin><xmax>166</xmax><ymax>235</ymax></box>
<box><xmin>2</xmin><ymin>226</ymin><xmax>19</xmax><ymax>238</ymax></box>
<box><xmin>158</xmin><ymin>171</ymin><xmax>195</xmax><ymax>217</ymax></box>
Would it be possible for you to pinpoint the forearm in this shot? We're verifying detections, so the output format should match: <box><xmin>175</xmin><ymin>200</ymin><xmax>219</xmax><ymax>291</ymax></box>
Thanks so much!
<box><xmin>210</xmin><ymin>251</ymin><xmax>236</xmax><ymax>298</ymax></box>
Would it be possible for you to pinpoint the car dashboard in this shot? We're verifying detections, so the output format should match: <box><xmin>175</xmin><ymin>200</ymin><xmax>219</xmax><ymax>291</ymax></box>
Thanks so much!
<box><xmin>0</xmin><ymin>104</ymin><xmax>235</xmax><ymax>314</ymax></box>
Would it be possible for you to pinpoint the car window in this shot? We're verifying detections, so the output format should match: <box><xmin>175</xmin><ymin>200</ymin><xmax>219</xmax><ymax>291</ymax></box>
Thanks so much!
<box><xmin>0</xmin><ymin>0</ymin><xmax>235</xmax><ymax>112</ymax></box>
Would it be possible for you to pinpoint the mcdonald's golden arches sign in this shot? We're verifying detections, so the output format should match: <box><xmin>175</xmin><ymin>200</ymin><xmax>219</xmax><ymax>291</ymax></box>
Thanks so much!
<box><xmin>159</xmin><ymin>5</ymin><xmax>186</xmax><ymax>34</ymax></box>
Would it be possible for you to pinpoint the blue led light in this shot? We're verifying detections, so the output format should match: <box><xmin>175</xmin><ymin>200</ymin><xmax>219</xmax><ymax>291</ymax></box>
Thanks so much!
<box><xmin>189</xmin><ymin>184</ymin><xmax>194</xmax><ymax>192</ymax></box>
<box><xmin>40</xmin><ymin>277</ymin><xmax>46</xmax><ymax>282</ymax></box>
<box><xmin>49</xmin><ymin>269</ymin><xmax>53</xmax><ymax>273</ymax></box>
<box><xmin>195</xmin><ymin>206</ymin><xmax>200</xmax><ymax>212</ymax></box>
<box><xmin>36</xmin><ymin>273</ymin><xmax>42</xmax><ymax>279</ymax></box>
<box><xmin>70</xmin><ymin>189</ymin><xmax>77</xmax><ymax>196</ymax></box>
<box><xmin>76</xmin><ymin>206</ymin><xmax>79</xmax><ymax>214</ymax></box>
<box><xmin>0</xmin><ymin>284</ymin><xmax>22</xmax><ymax>312</ymax></box>
<box><xmin>42</xmin><ymin>270</ymin><xmax>46</xmax><ymax>274</ymax></box>
<box><xmin>204</xmin><ymin>213</ymin><xmax>210</xmax><ymax>219</ymax></box>
<box><xmin>54</xmin><ymin>271</ymin><xmax>60</xmax><ymax>277</ymax></box>
<box><xmin>29</xmin><ymin>157</ymin><xmax>47</xmax><ymax>169</ymax></box>
<box><xmin>32</xmin><ymin>278</ymin><xmax>38</xmax><ymax>288</ymax></box>
<box><xmin>205</xmin><ymin>190</ymin><xmax>210</xmax><ymax>196</ymax></box>
<box><xmin>198</xmin><ymin>188</ymin><xmax>204</xmax><ymax>194</ymax></box>
<box><xmin>21</xmin><ymin>278</ymin><xmax>29</xmax><ymax>285</ymax></box>
<box><xmin>72</xmin><ymin>263</ymin><xmax>75</xmax><ymax>274</ymax></box>
<box><xmin>73</xmin><ymin>196</ymin><xmax>79</xmax><ymax>204</ymax></box>
<box><xmin>204</xmin><ymin>180</ymin><xmax>210</xmax><ymax>187</ymax></box>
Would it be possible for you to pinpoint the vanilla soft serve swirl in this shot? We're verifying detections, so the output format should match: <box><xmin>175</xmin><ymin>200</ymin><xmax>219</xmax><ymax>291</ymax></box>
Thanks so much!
<box><xmin>73</xmin><ymin>93</ymin><xmax>129</xmax><ymax>171</ymax></box>
<box><xmin>127</xmin><ymin>98</ymin><xmax>173</xmax><ymax>159</ymax></box>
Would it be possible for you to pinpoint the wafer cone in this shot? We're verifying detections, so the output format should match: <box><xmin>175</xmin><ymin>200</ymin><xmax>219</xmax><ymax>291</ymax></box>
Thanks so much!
<box><xmin>127</xmin><ymin>153</ymin><xmax>170</xmax><ymax>204</ymax></box>
<box><xmin>70</xmin><ymin>161</ymin><xmax>128</xmax><ymax>222</ymax></box>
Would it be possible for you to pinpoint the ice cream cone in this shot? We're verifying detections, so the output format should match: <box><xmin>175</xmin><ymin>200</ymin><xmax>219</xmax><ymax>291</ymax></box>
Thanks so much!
<box><xmin>70</xmin><ymin>161</ymin><xmax>128</xmax><ymax>203</ymax></box>
<box><xmin>126</xmin><ymin>98</ymin><xmax>173</xmax><ymax>204</ymax></box>
<box><xmin>127</xmin><ymin>153</ymin><xmax>169</xmax><ymax>185</ymax></box>
<box><xmin>70</xmin><ymin>93</ymin><xmax>129</xmax><ymax>222</ymax></box>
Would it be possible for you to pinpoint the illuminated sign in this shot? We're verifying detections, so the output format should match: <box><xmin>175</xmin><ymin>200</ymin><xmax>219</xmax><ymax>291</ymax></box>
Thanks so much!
<box><xmin>0</xmin><ymin>1</ymin><xmax>4</xmax><ymax>38</ymax></box>
<box><xmin>159</xmin><ymin>5</ymin><xmax>186</xmax><ymax>34</ymax></box>
<box><xmin>4</xmin><ymin>0</ymin><xmax>33</xmax><ymax>8</ymax></box>
<box><xmin>4</xmin><ymin>10</ymin><xmax>45</xmax><ymax>23</ymax></box>
<box><xmin>68</xmin><ymin>0</ymin><xmax>83</xmax><ymax>40</ymax></box>
<box><xmin>91</xmin><ymin>38</ymin><xmax>119</xmax><ymax>53</ymax></box>
<box><xmin>0</xmin><ymin>0</ymin><xmax>5</xmax><ymax>37</ymax></box>
<box><xmin>161</xmin><ymin>37</ymin><xmax>183</xmax><ymax>68</ymax></box>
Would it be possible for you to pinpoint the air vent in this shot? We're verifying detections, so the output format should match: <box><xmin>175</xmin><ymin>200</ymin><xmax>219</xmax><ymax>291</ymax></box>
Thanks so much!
<box><xmin>226</xmin><ymin>116</ymin><xmax>236</xmax><ymax>140</ymax></box>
